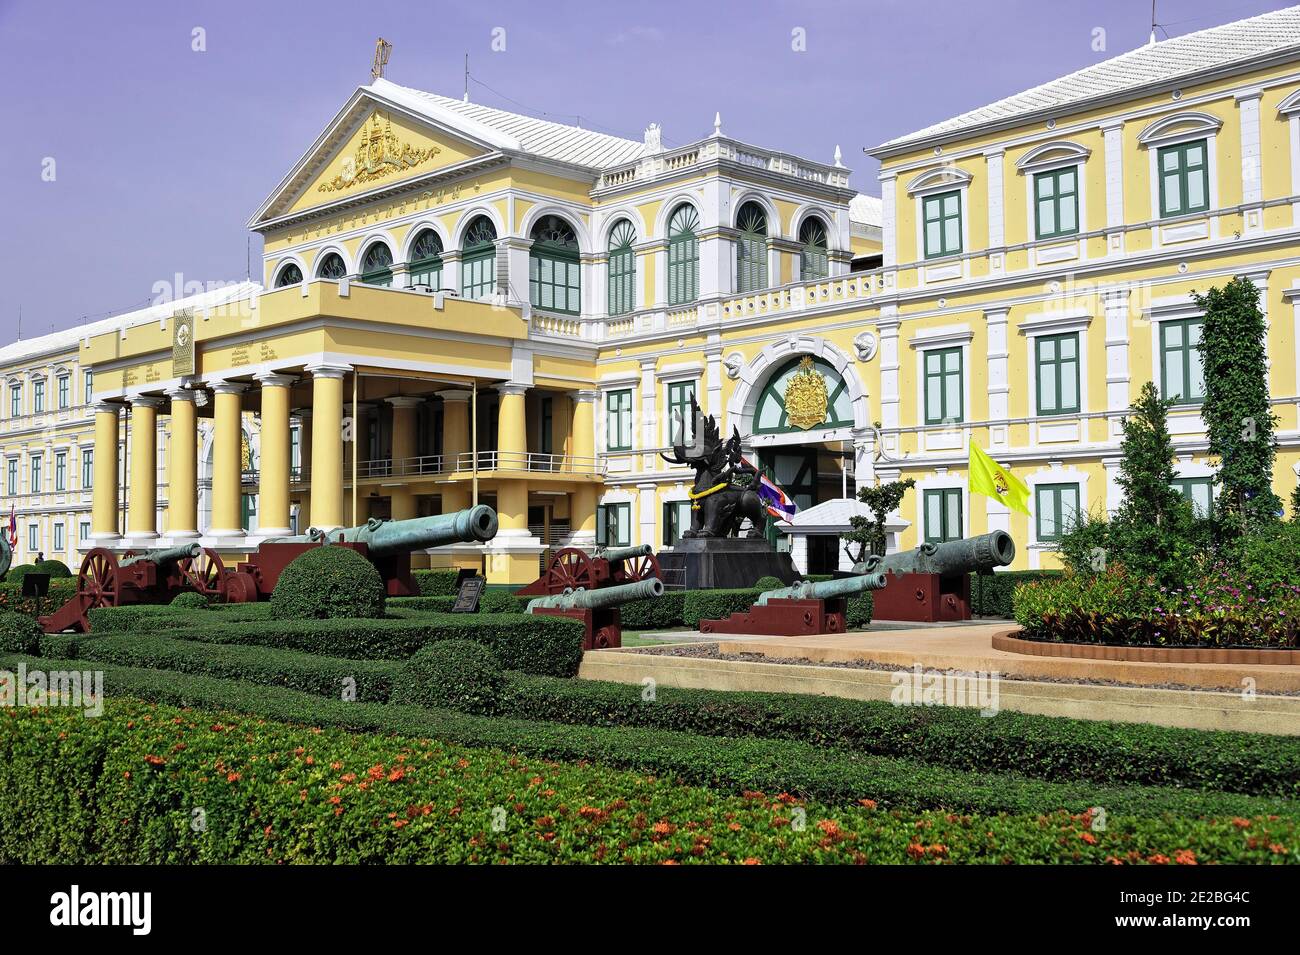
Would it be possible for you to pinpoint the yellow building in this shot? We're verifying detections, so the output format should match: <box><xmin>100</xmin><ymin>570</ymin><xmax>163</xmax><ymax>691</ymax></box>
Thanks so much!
<box><xmin>7</xmin><ymin>5</ymin><xmax>1300</xmax><ymax>582</ymax></box>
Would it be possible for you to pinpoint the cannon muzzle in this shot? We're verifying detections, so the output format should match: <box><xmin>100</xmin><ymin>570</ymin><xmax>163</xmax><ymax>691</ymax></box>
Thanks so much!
<box><xmin>278</xmin><ymin>505</ymin><xmax>499</xmax><ymax>555</ymax></box>
<box><xmin>526</xmin><ymin>577</ymin><xmax>664</xmax><ymax>613</ymax></box>
<box><xmin>756</xmin><ymin>573</ymin><xmax>887</xmax><ymax>606</ymax></box>
<box><xmin>600</xmin><ymin>544</ymin><xmax>654</xmax><ymax>563</ymax></box>
<box><xmin>854</xmin><ymin>530</ymin><xmax>1015</xmax><ymax>577</ymax></box>
<box><xmin>120</xmin><ymin>542</ymin><xmax>202</xmax><ymax>568</ymax></box>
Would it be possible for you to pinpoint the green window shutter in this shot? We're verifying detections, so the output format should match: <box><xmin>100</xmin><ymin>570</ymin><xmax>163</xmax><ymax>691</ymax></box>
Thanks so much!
<box><xmin>359</xmin><ymin>243</ymin><xmax>394</xmax><ymax>287</ymax></box>
<box><xmin>667</xmin><ymin>381</ymin><xmax>697</xmax><ymax>444</ymax></box>
<box><xmin>607</xmin><ymin>220</ymin><xmax>636</xmax><ymax>316</ymax></box>
<box><xmin>923</xmin><ymin>347</ymin><xmax>964</xmax><ymax>424</ymax></box>
<box><xmin>1158</xmin><ymin>140</ymin><xmax>1210</xmax><ymax>218</ymax></box>
<box><xmin>799</xmin><ymin>218</ymin><xmax>829</xmax><ymax>280</ymax></box>
<box><xmin>606</xmin><ymin>389</ymin><xmax>632</xmax><ymax>451</ymax></box>
<box><xmin>922</xmin><ymin>190</ymin><xmax>962</xmax><ymax>258</ymax></box>
<box><xmin>1171</xmin><ymin>477</ymin><xmax>1214</xmax><ymax>517</ymax></box>
<box><xmin>1034</xmin><ymin>483</ymin><xmax>1080</xmax><ymax>541</ymax></box>
<box><xmin>735</xmin><ymin>204</ymin><xmax>769</xmax><ymax>293</ymax></box>
<box><xmin>1159</xmin><ymin>318</ymin><xmax>1205</xmax><ymax>403</ymax></box>
<box><xmin>409</xmin><ymin>230</ymin><xmax>443</xmax><ymax>289</ymax></box>
<box><xmin>924</xmin><ymin>488</ymin><xmax>963</xmax><ymax>543</ymax></box>
<box><xmin>529</xmin><ymin>216</ymin><xmax>581</xmax><ymax>315</ymax></box>
<box><xmin>461</xmin><ymin>217</ymin><xmax>498</xmax><ymax>300</ymax></box>
<box><xmin>1035</xmin><ymin>332</ymin><xmax>1080</xmax><ymax>415</ymax></box>
<box><xmin>667</xmin><ymin>205</ymin><xmax>699</xmax><ymax>306</ymax></box>
<box><xmin>1033</xmin><ymin>167</ymin><xmax>1079</xmax><ymax>240</ymax></box>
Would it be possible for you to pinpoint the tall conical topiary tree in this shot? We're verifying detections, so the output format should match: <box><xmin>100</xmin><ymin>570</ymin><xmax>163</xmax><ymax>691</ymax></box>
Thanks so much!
<box><xmin>1193</xmin><ymin>277</ymin><xmax>1281</xmax><ymax>528</ymax></box>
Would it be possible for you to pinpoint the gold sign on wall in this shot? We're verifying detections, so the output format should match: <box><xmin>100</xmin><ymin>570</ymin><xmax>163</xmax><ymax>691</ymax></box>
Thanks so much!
<box><xmin>172</xmin><ymin>309</ymin><xmax>195</xmax><ymax>377</ymax></box>
<box><xmin>784</xmin><ymin>356</ymin><xmax>828</xmax><ymax>430</ymax></box>
<box><xmin>318</xmin><ymin>112</ymin><xmax>441</xmax><ymax>193</ymax></box>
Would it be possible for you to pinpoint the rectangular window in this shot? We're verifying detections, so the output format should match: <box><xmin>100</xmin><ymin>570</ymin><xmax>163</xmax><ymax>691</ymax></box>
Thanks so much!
<box><xmin>667</xmin><ymin>237</ymin><xmax>698</xmax><ymax>306</ymax></box>
<box><xmin>84</xmin><ymin>371</ymin><xmax>93</xmax><ymax>405</ymax></box>
<box><xmin>53</xmin><ymin>523</ymin><xmax>64</xmax><ymax>552</ymax></box>
<box><xmin>923</xmin><ymin>347</ymin><xmax>963</xmax><ymax>425</ymax></box>
<box><xmin>9</xmin><ymin>384</ymin><xmax>19</xmax><ymax>418</ymax></box>
<box><xmin>606</xmin><ymin>389</ymin><xmax>633</xmax><ymax>452</ymax></box>
<box><xmin>595</xmin><ymin>502</ymin><xmax>631</xmax><ymax>547</ymax></box>
<box><xmin>79</xmin><ymin>521</ymin><xmax>90</xmax><ymax>542</ymax></box>
<box><xmin>1034</xmin><ymin>167</ymin><xmax>1079</xmax><ymax>239</ymax></box>
<box><xmin>922</xmin><ymin>190</ymin><xmax>962</xmax><ymax>258</ymax></box>
<box><xmin>608</xmin><ymin>248</ymin><xmax>635</xmax><ymax>315</ymax></box>
<box><xmin>667</xmin><ymin>380</ymin><xmax>697</xmax><ymax>445</ymax></box>
<box><xmin>290</xmin><ymin>427</ymin><xmax>301</xmax><ymax>476</ymax></box>
<box><xmin>30</xmin><ymin>454</ymin><xmax>42</xmax><ymax>493</ymax></box>
<box><xmin>539</xmin><ymin>397</ymin><xmax>553</xmax><ymax>456</ymax></box>
<box><xmin>5</xmin><ymin>459</ymin><xmax>16</xmax><ymax>496</ymax></box>
<box><xmin>1035</xmin><ymin>333</ymin><xmax>1080</xmax><ymax>415</ymax></box>
<box><xmin>663</xmin><ymin>500</ymin><xmax>692</xmax><ymax>546</ymax></box>
<box><xmin>924</xmin><ymin>488</ymin><xmax>963</xmax><ymax>543</ymax></box>
<box><xmin>1171</xmin><ymin>477</ymin><xmax>1214</xmax><ymax>518</ymax></box>
<box><xmin>461</xmin><ymin>253</ymin><xmax>496</xmax><ymax>301</ymax></box>
<box><xmin>1158</xmin><ymin>140</ymin><xmax>1210</xmax><ymax>217</ymax></box>
<box><xmin>529</xmin><ymin>254</ymin><xmax>581</xmax><ymax>314</ymax></box>
<box><xmin>1035</xmin><ymin>483</ymin><xmax>1080</xmax><ymax>542</ymax></box>
<box><xmin>33</xmin><ymin>380</ymin><xmax>44</xmax><ymax>414</ymax></box>
<box><xmin>54</xmin><ymin>452</ymin><xmax>67</xmax><ymax>492</ymax></box>
<box><xmin>1160</xmin><ymin>317</ymin><xmax>1205</xmax><ymax>404</ymax></box>
<box><xmin>28</xmin><ymin>524</ymin><xmax>38</xmax><ymax>553</ymax></box>
<box><xmin>57</xmin><ymin>375</ymin><xmax>70</xmax><ymax>410</ymax></box>
<box><xmin>81</xmin><ymin>449</ymin><xmax>93</xmax><ymax>489</ymax></box>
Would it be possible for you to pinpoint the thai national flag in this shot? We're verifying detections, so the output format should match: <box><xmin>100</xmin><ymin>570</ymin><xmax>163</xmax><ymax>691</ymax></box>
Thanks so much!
<box><xmin>743</xmin><ymin>456</ymin><xmax>797</xmax><ymax>522</ymax></box>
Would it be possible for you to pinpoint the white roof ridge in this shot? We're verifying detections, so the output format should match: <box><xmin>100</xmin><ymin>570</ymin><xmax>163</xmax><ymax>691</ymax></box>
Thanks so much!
<box><xmin>874</xmin><ymin>4</ymin><xmax>1300</xmax><ymax>152</ymax></box>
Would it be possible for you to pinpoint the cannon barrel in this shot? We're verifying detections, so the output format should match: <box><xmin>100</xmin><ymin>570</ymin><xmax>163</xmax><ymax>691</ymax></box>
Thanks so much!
<box><xmin>856</xmin><ymin>530</ymin><xmax>1015</xmax><ymax>576</ymax></box>
<box><xmin>756</xmin><ymin>572</ymin><xmax>888</xmax><ymax>606</ymax></box>
<box><xmin>526</xmin><ymin>577</ymin><xmax>664</xmax><ymax>613</ymax></box>
<box><xmin>600</xmin><ymin>544</ymin><xmax>653</xmax><ymax>563</ymax></box>
<box><xmin>120</xmin><ymin>542</ymin><xmax>202</xmax><ymax>568</ymax></box>
<box><xmin>269</xmin><ymin>506</ymin><xmax>499</xmax><ymax>555</ymax></box>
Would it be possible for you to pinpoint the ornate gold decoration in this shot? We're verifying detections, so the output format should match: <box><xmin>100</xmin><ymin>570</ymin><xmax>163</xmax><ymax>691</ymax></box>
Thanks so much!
<box><xmin>172</xmin><ymin>309</ymin><xmax>195</xmax><ymax>377</ymax></box>
<box><xmin>241</xmin><ymin>432</ymin><xmax>253</xmax><ymax>473</ymax></box>
<box><xmin>783</xmin><ymin>356</ymin><xmax>829</xmax><ymax>431</ymax></box>
<box><xmin>317</xmin><ymin>112</ymin><xmax>441</xmax><ymax>193</ymax></box>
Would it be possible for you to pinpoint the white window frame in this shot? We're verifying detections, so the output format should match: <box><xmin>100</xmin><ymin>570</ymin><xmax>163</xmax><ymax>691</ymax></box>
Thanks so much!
<box><xmin>1138</xmin><ymin>112</ymin><xmax>1222</xmax><ymax>244</ymax></box>
<box><xmin>1025</xmin><ymin>466</ymin><xmax>1091</xmax><ymax>568</ymax></box>
<box><xmin>1015</xmin><ymin>141</ymin><xmax>1091</xmax><ymax>265</ymax></box>
<box><xmin>907</xmin><ymin>166</ymin><xmax>972</xmax><ymax>282</ymax></box>
<box><xmin>1018</xmin><ymin>309</ymin><xmax>1092</xmax><ymax>443</ymax></box>
<box><xmin>908</xmin><ymin>325</ymin><xmax>972</xmax><ymax>453</ymax></box>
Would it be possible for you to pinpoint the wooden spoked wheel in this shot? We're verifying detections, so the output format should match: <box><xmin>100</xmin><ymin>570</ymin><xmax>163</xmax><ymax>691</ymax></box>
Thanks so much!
<box><xmin>610</xmin><ymin>551</ymin><xmax>662</xmax><ymax>586</ymax></box>
<box><xmin>76</xmin><ymin>548</ymin><xmax>121</xmax><ymax>619</ymax></box>
<box><xmin>178</xmin><ymin>547</ymin><xmax>227</xmax><ymax>600</ymax></box>
<box><xmin>543</xmin><ymin>548</ymin><xmax>596</xmax><ymax>595</ymax></box>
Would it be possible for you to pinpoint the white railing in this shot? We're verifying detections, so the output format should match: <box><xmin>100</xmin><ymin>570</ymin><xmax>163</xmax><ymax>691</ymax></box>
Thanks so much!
<box><xmin>357</xmin><ymin>451</ymin><xmax>605</xmax><ymax>478</ymax></box>
<box><xmin>594</xmin><ymin>137</ymin><xmax>850</xmax><ymax>192</ymax></box>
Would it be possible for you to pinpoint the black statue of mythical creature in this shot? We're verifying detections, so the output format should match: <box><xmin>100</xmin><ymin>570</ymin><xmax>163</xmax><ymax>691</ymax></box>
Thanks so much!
<box><xmin>660</xmin><ymin>399</ymin><xmax>767</xmax><ymax>538</ymax></box>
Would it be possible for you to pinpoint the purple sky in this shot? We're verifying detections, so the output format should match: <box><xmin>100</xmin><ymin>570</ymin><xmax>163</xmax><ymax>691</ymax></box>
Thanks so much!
<box><xmin>0</xmin><ymin>0</ymin><xmax>1290</xmax><ymax>341</ymax></box>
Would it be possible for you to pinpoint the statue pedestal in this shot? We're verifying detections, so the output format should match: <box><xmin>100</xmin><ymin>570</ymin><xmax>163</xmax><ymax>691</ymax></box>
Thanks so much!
<box><xmin>656</xmin><ymin>537</ymin><xmax>798</xmax><ymax>590</ymax></box>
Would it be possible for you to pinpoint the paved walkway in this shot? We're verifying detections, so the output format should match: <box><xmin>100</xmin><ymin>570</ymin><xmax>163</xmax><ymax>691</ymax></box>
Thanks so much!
<box><xmin>641</xmin><ymin>623</ymin><xmax>1300</xmax><ymax>693</ymax></box>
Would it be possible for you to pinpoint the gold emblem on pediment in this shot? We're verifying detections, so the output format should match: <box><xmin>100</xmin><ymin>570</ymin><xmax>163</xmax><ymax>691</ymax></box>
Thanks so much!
<box><xmin>172</xmin><ymin>309</ymin><xmax>195</xmax><ymax>377</ymax></box>
<box><xmin>318</xmin><ymin>112</ymin><xmax>441</xmax><ymax>193</ymax></box>
<box><xmin>784</xmin><ymin>356</ymin><xmax>828</xmax><ymax>431</ymax></box>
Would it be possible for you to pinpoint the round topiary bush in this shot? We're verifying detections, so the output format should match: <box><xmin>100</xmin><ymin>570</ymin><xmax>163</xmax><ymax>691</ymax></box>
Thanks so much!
<box><xmin>477</xmin><ymin>589</ymin><xmax>523</xmax><ymax>614</ymax></box>
<box><xmin>391</xmin><ymin>640</ymin><xmax>504</xmax><ymax>713</ymax></box>
<box><xmin>170</xmin><ymin>591</ymin><xmax>210</xmax><ymax>609</ymax></box>
<box><xmin>0</xmin><ymin>611</ymin><xmax>44</xmax><ymax>654</ymax></box>
<box><xmin>34</xmin><ymin>559</ymin><xmax>72</xmax><ymax>579</ymax></box>
<box><xmin>753</xmin><ymin>575</ymin><xmax>785</xmax><ymax>590</ymax></box>
<box><xmin>270</xmin><ymin>545</ymin><xmax>385</xmax><ymax>620</ymax></box>
<box><xmin>4</xmin><ymin>564</ymin><xmax>37</xmax><ymax>585</ymax></box>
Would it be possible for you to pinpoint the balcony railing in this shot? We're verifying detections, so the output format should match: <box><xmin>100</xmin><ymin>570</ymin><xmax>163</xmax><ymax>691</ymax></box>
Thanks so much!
<box><xmin>355</xmin><ymin>451</ymin><xmax>605</xmax><ymax>479</ymax></box>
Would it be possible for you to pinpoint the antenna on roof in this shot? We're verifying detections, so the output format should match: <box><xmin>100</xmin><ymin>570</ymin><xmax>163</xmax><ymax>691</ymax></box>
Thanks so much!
<box><xmin>371</xmin><ymin>38</ymin><xmax>392</xmax><ymax>81</ymax></box>
<box><xmin>1149</xmin><ymin>0</ymin><xmax>1157</xmax><ymax>45</ymax></box>
<box><xmin>464</xmin><ymin>54</ymin><xmax>470</xmax><ymax>102</ymax></box>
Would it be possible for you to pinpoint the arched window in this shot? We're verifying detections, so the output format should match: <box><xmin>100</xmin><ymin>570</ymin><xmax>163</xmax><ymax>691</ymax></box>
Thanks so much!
<box><xmin>316</xmin><ymin>252</ymin><xmax>347</xmax><ymax>280</ymax></box>
<box><xmin>274</xmin><ymin>262</ymin><xmax>303</xmax><ymax>288</ymax></box>
<box><xmin>753</xmin><ymin>355</ymin><xmax>854</xmax><ymax>434</ymax></box>
<box><xmin>360</xmin><ymin>242</ymin><xmax>394</xmax><ymax>287</ymax></box>
<box><xmin>529</xmin><ymin>215</ymin><xmax>581</xmax><ymax>314</ymax></box>
<box><xmin>606</xmin><ymin>219</ymin><xmax>636</xmax><ymax>316</ymax></box>
<box><xmin>735</xmin><ymin>202</ymin><xmax>768</xmax><ymax>293</ymax></box>
<box><xmin>799</xmin><ymin>217</ymin><xmax>829</xmax><ymax>280</ymax></box>
<box><xmin>666</xmin><ymin>204</ymin><xmax>699</xmax><ymax>306</ymax></box>
<box><xmin>461</xmin><ymin>216</ymin><xmax>497</xmax><ymax>301</ymax></box>
<box><xmin>409</xmin><ymin>229</ymin><xmax>443</xmax><ymax>290</ymax></box>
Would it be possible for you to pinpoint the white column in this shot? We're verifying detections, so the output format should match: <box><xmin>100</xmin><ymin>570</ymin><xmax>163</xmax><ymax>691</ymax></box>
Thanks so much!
<box><xmin>1237</xmin><ymin>88</ymin><xmax>1264</xmax><ymax>235</ymax></box>
<box><xmin>1102</xmin><ymin>120</ymin><xmax>1125</xmax><ymax>256</ymax></box>
<box><xmin>637</xmin><ymin>482</ymin><xmax>656</xmax><ymax>548</ymax></box>
<box><xmin>698</xmin><ymin>179</ymin><xmax>727</xmax><ymax>299</ymax></box>
<box><xmin>985</xmin><ymin>307</ymin><xmax>1010</xmax><ymax>448</ymax></box>
<box><xmin>502</xmin><ymin>237</ymin><xmax>529</xmax><ymax>306</ymax></box>
<box><xmin>877</xmin><ymin>307</ymin><xmax>901</xmax><ymax>434</ymax></box>
<box><xmin>1102</xmin><ymin>455</ymin><xmax>1123</xmax><ymax>516</ymax></box>
<box><xmin>1103</xmin><ymin>288</ymin><xmax>1132</xmax><ymax>438</ymax></box>
<box><xmin>985</xmin><ymin>149</ymin><xmax>1005</xmax><ymax>272</ymax></box>
<box><xmin>879</xmin><ymin>172</ymin><xmax>897</xmax><ymax>268</ymax></box>
<box><xmin>639</xmin><ymin>358</ymin><xmax>657</xmax><ymax>463</ymax></box>
<box><xmin>705</xmin><ymin>335</ymin><xmax>723</xmax><ymax>424</ymax></box>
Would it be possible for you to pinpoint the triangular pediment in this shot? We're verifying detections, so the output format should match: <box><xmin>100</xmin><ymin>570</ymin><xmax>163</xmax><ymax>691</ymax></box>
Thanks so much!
<box><xmin>250</xmin><ymin>84</ymin><xmax>516</xmax><ymax>227</ymax></box>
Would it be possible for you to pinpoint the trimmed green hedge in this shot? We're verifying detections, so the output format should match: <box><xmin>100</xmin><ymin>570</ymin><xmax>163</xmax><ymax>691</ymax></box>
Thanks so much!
<box><xmin>0</xmin><ymin>611</ymin><xmax>43</xmax><ymax>654</ymax></box>
<box><xmin>683</xmin><ymin>589</ymin><xmax>764</xmax><ymax>627</ymax></box>
<box><xmin>272</xmin><ymin>546</ymin><xmax>385</xmax><ymax>619</ymax></box>
<box><xmin>87</xmin><ymin>610</ymin><xmax>583</xmax><ymax>677</ymax></box>
<box><xmin>0</xmin><ymin>579</ymin><xmax>78</xmax><ymax>618</ymax></box>
<box><xmin>76</xmin><ymin>634</ymin><xmax>397</xmax><ymax>702</ymax></box>
<box><xmin>413</xmin><ymin>568</ymin><xmax>460</xmax><ymax>596</ymax></box>
<box><xmin>4</xmin><ymin>654</ymin><xmax>1293</xmax><ymax>821</ymax></box>
<box><xmin>970</xmin><ymin>570</ymin><xmax>1062</xmax><ymax>618</ymax></box>
<box><xmin>392</xmin><ymin>640</ymin><xmax>503</xmax><ymax>713</ymax></box>
<box><xmin>618</xmin><ymin>591</ymin><xmax>686</xmax><ymax>630</ymax></box>
<box><xmin>35</xmin><ymin>559</ymin><xmax>72</xmax><ymax>578</ymax></box>
<box><xmin>387</xmin><ymin>595</ymin><xmax>457</xmax><ymax>613</ymax></box>
<box><xmin>6</xmin><ymin>697</ymin><xmax>1294</xmax><ymax>864</ymax></box>
<box><xmin>621</xmin><ymin>587</ymin><xmax>872</xmax><ymax>631</ymax></box>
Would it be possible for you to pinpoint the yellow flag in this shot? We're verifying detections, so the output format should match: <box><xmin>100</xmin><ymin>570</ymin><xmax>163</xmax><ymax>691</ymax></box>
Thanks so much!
<box><xmin>968</xmin><ymin>442</ymin><xmax>1031</xmax><ymax>516</ymax></box>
